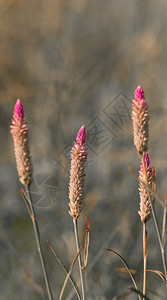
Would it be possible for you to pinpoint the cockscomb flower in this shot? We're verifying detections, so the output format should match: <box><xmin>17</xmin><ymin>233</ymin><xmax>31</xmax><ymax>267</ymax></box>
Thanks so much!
<box><xmin>10</xmin><ymin>99</ymin><xmax>32</xmax><ymax>186</ymax></box>
<box><xmin>69</xmin><ymin>125</ymin><xmax>88</xmax><ymax>220</ymax></box>
<box><xmin>138</xmin><ymin>153</ymin><xmax>153</xmax><ymax>223</ymax></box>
<box><xmin>132</xmin><ymin>85</ymin><xmax>149</xmax><ymax>155</ymax></box>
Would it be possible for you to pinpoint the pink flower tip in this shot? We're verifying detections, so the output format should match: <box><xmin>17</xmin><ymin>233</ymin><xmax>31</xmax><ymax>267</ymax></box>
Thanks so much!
<box><xmin>134</xmin><ymin>85</ymin><xmax>145</xmax><ymax>102</ymax></box>
<box><xmin>13</xmin><ymin>99</ymin><xmax>25</xmax><ymax>123</ymax></box>
<box><xmin>141</xmin><ymin>153</ymin><xmax>151</xmax><ymax>172</ymax></box>
<box><xmin>87</xmin><ymin>217</ymin><xmax>90</xmax><ymax>229</ymax></box>
<box><xmin>76</xmin><ymin>125</ymin><xmax>86</xmax><ymax>145</ymax></box>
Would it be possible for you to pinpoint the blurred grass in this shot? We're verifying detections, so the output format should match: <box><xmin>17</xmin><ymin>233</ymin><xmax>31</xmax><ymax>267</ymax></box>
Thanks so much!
<box><xmin>0</xmin><ymin>0</ymin><xmax>167</xmax><ymax>299</ymax></box>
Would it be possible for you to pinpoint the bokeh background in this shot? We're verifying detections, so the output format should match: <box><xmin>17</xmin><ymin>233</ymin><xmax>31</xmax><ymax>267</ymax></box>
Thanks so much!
<box><xmin>1</xmin><ymin>0</ymin><xmax>167</xmax><ymax>299</ymax></box>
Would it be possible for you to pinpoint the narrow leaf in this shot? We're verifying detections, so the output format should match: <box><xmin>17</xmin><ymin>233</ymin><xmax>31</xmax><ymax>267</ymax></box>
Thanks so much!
<box><xmin>151</xmin><ymin>168</ymin><xmax>156</xmax><ymax>206</ymax></box>
<box><xmin>107</xmin><ymin>249</ymin><xmax>141</xmax><ymax>300</ymax></box>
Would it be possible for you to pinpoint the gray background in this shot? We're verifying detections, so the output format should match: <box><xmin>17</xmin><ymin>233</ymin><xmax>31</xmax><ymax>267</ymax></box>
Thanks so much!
<box><xmin>0</xmin><ymin>0</ymin><xmax>167</xmax><ymax>299</ymax></box>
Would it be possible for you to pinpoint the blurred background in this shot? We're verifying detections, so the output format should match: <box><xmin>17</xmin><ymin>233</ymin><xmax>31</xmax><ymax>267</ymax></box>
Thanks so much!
<box><xmin>0</xmin><ymin>0</ymin><xmax>167</xmax><ymax>299</ymax></box>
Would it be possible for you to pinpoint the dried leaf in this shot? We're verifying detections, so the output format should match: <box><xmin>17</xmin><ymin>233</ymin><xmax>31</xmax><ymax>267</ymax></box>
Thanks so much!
<box><xmin>146</xmin><ymin>269</ymin><xmax>166</xmax><ymax>284</ymax></box>
<box><xmin>82</xmin><ymin>217</ymin><xmax>90</xmax><ymax>270</ymax></box>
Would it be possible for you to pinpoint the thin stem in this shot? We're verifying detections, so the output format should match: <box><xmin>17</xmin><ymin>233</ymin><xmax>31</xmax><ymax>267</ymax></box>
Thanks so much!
<box><xmin>47</xmin><ymin>241</ymin><xmax>81</xmax><ymax>300</ymax></box>
<box><xmin>59</xmin><ymin>245</ymin><xmax>82</xmax><ymax>300</ymax></box>
<box><xmin>73</xmin><ymin>218</ymin><xmax>85</xmax><ymax>300</ymax></box>
<box><xmin>147</xmin><ymin>194</ymin><xmax>167</xmax><ymax>281</ymax></box>
<box><xmin>143</xmin><ymin>222</ymin><xmax>147</xmax><ymax>299</ymax></box>
<box><xmin>142</xmin><ymin>155</ymin><xmax>167</xmax><ymax>282</ymax></box>
<box><xmin>67</xmin><ymin>222</ymin><xmax>123</xmax><ymax>300</ymax></box>
<box><xmin>162</xmin><ymin>194</ymin><xmax>167</xmax><ymax>247</ymax></box>
<box><xmin>26</xmin><ymin>186</ymin><xmax>53</xmax><ymax>300</ymax></box>
<box><xmin>108</xmin><ymin>249</ymin><xmax>141</xmax><ymax>300</ymax></box>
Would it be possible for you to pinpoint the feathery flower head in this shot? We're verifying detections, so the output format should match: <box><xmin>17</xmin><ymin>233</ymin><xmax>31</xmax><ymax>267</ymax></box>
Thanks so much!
<box><xmin>132</xmin><ymin>85</ymin><xmax>149</xmax><ymax>155</ymax></box>
<box><xmin>69</xmin><ymin>125</ymin><xmax>88</xmax><ymax>220</ymax></box>
<box><xmin>73</xmin><ymin>125</ymin><xmax>88</xmax><ymax>156</ymax></box>
<box><xmin>10</xmin><ymin>99</ymin><xmax>32</xmax><ymax>186</ymax></box>
<box><xmin>76</xmin><ymin>125</ymin><xmax>86</xmax><ymax>145</ymax></box>
<box><xmin>138</xmin><ymin>153</ymin><xmax>153</xmax><ymax>223</ymax></box>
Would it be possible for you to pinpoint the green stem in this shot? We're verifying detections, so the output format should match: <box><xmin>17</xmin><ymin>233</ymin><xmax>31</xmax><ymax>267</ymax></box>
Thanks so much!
<box><xmin>26</xmin><ymin>186</ymin><xmax>53</xmax><ymax>300</ymax></box>
<box><xmin>73</xmin><ymin>219</ymin><xmax>85</xmax><ymax>300</ymax></box>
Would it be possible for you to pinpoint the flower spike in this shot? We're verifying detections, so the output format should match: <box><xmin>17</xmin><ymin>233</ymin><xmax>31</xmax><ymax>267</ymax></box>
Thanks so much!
<box><xmin>69</xmin><ymin>125</ymin><xmax>88</xmax><ymax>219</ymax></box>
<box><xmin>10</xmin><ymin>99</ymin><xmax>32</xmax><ymax>186</ymax></box>
<box><xmin>132</xmin><ymin>85</ymin><xmax>149</xmax><ymax>155</ymax></box>
<box><xmin>138</xmin><ymin>153</ymin><xmax>153</xmax><ymax>223</ymax></box>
